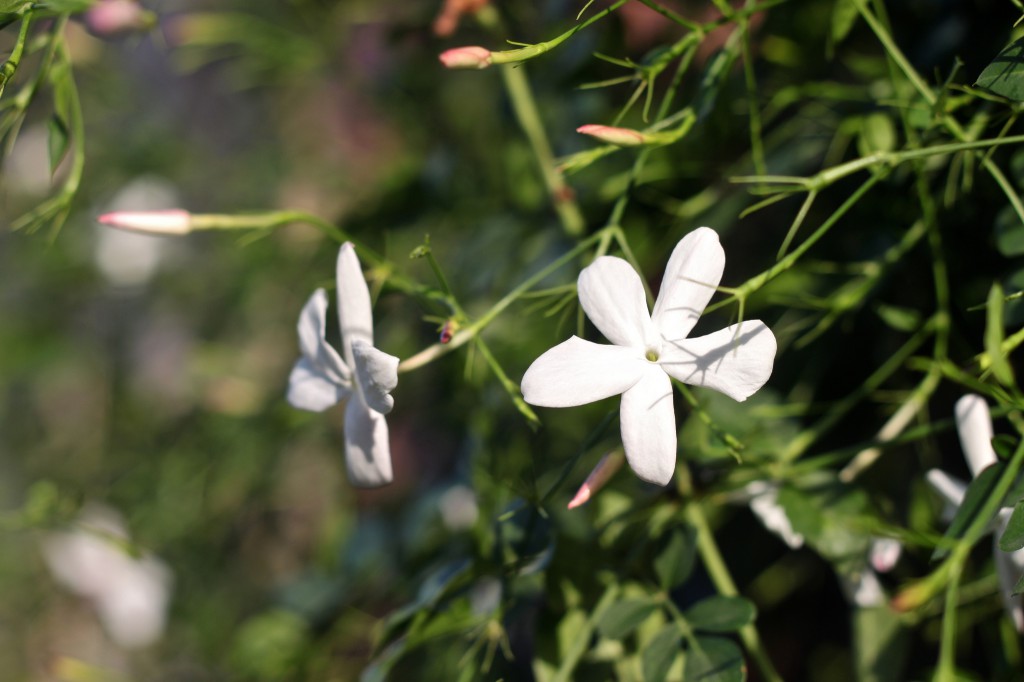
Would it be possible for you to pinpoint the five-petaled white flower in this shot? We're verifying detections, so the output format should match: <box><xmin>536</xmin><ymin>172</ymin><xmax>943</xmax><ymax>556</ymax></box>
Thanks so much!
<box><xmin>927</xmin><ymin>394</ymin><xmax>1024</xmax><ymax>632</ymax></box>
<box><xmin>521</xmin><ymin>227</ymin><xmax>777</xmax><ymax>486</ymax></box>
<box><xmin>287</xmin><ymin>243</ymin><xmax>399</xmax><ymax>487</ymax></box>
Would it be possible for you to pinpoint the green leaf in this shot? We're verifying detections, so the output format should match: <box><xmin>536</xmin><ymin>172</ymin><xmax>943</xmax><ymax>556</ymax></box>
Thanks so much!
<box><xmin>694</xmin><ymin>49</ymin><xmax>736</xmax><ymax>120</ymax></box>
<box><xmin>994</xmin><ymin>434</ymin><xmax>1020</xmax><ymax>461</ymax></box>
<box><xmin>999</xmin><ymin>499</ymin><xmax>1024</xmax><ymax>552</ymax></box>
<box><xmin>683</xmin><ymin>636</ymin><xmax>745</xmax><ymax>682</ymax></box>
<box><xmin>47</xmin><ymin>116</ymin><xmax>69</xmax><ymax>176</ymax></box>
<box><xmin>654</xmin><ymin>527</ymin><xmax>696</xmax><ymax>591</ymax></box>
<box><xmin>0</xmin><ymin>0</ymin><xmax>30</xmax><ymax>13</ymax></box>
<box><xmin>683</xmin><ymin>596</ymin><xmax>756</xmax><ymax>633</ymax></box>
<box><xmin>830</xmin><ymin>0</ymin><xmax>859</xmax><ymax>47</ymax></box>
<box><xmin>852</xmin><ymin>607</ymin><xmax>910</xmax><ymax>682</ymax></box>
<box><xmin>642</xmin><ymin>626</ymin><xmax>681</xmax><ymax>682</ymax></box>
<box><xmin>874</xmin><ymin>303</ymin><xmax>921</xmax><ymax>332</ymax></box>
<box><xmin>857</xmin><ymin>112</ymin><xmax>896</xmax><ymax>156</ymax></box>
<box><xmin>977</xmin><ymin>38</ymin><xmax>1024</xmax><ymax>101</ymax></box>
<box><xmin>986</xmin><ymin>283</ymin><xmax>1015</xmax><ymax>386</ymax></box>
<box><xmin>1014</xmin><ymin>571</ymin><xmax>1024</xmax><ymax>596</ymax></box>
<box><xmin>597</xmin><ymin>598</ymin><xmax>659</xmax><ymax>639</ymax></box>
<box><xmin>995</xmin><ymin>205</ymin><xmax>1024</xmax><ymax>257</ymax></box>
<box><xmin>933</xmin><ymin>462</ymin><xmax>1006</xmax><ymax>561</ymax></box>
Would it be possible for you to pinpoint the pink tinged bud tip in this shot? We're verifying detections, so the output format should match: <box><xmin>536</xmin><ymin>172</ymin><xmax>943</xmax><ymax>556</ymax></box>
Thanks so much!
<box><xmin>568</xmin><ymin>450</ymin><xmax>625</xmax><ymax>509</ymax></box>
<box><xmin>439</xmin><ymin>46</ymin><xmax>492</xmax><ymax>69</ymax></box>
<box><xmin>576</xmin><ymin>124</ymin><xmax>647</xmax><ymax>147</ymax></box>
<box><xmin>86</xmin><ymin>0</ymin><xmax>154</xmax><ymax>36</ymax></box>
<box><xmin>97</xmin><ymin>210</ymin><xmax>192</xmax><ymax>235</ymax></box>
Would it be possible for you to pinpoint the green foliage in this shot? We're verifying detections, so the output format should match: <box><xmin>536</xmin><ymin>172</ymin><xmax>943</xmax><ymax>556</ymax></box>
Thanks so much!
<box><xmin>977</xmin><ymin>38</ymin><xmax>1024</xmax><ymax>101</ymax></box>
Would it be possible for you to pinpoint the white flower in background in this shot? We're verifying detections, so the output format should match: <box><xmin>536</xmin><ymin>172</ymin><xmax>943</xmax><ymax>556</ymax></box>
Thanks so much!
<box><xmin>926</xmin><ymin>394</ymin><xmax>1024</xmax><ymax>632</ymax></box>
<box><xmin>41</xmin><ymin>504</ymin><xmax>173</xmax><ymax>649</ymax></box>
<box><xmin>743</xmin><ymin>481</ymin><xmax>804</xmax><ymax>549</ymax></box>
<box><xmin>287</xmin><ymin>243</ymin><xmax>399</xmax><ymax>487</ymax></box>
<box><xmin>521</xmin><ymin>227</ymin><xmax>777</xmax><ymax>485</ymax></box>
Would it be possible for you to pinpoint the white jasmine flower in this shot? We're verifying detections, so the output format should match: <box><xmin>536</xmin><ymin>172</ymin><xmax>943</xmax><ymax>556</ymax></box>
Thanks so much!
<box><xmin>287</xmin><ymin>243</ymin><xmax>399</xmax><ymax>487</ymax></box>
<box><xmin>521</xmin><ymin>227</ymin><xmax>777</xmax><ymax>485</ymax></box>
<box><xmin>926</xmin><ymin>394</ymin><xmax>1024</xmax><ymax>632</ymax></box>
<box><xmin>41</xmin><ymin>504</ymin><xmax>173</xmax><ymax>649</ymax></box>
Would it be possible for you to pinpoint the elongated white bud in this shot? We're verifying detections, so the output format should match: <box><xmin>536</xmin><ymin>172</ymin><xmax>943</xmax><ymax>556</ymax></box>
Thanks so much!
<box><xmin>97</xmin><ymin>210</ymin><xmax>192</xmax><ymax>235</ymax></box>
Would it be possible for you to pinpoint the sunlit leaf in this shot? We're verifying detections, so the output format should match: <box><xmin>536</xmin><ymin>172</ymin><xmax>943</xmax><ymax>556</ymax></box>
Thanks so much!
<box><xmin>683</xmin><ymin>596</ymin><xmax>756</xmax><ymax>633</ymax></box>
<box><xmin>977</xmin><ymin>38</ymin><xmax>1024</xmax><ymax>101</ymax></box>
<box><xmin>642</xmin><ymin>625</ymin><xmax>681</xmax><ymax>682</ymax></box>
<box><xmin>830</xmin><ymin>0</ymin><xmax>859</xmax><ymax>47</ymax></box>
<box><xmin>857</xmin><ymin>112</ymin><xmax>896</xmax><ymax>156</ymax></box>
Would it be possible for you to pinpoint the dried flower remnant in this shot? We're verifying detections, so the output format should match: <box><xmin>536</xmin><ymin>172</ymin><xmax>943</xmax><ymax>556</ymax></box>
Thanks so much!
<box><xmin>926</xmin><ymin>394</ymin><xmax>1024</xmax><ymax>632</ymax></box>
<box><xmin>41</xmin><ymin>504</ymin><xmax>173</xmax><ymax>649</ymax></box>
<box><xmin>522</xmin><ymin>227</ymin><xmax>777</xmax><ymax>486</ymax></box>
<box><xmin>439</xmin><ymin>46</ymin><xmax>493</xmax><ymax>69</ymax></box>
<box><xmin>287</xmin><ymin>243</ymin><xmax>399</xmax><ymax>487</ymax></box>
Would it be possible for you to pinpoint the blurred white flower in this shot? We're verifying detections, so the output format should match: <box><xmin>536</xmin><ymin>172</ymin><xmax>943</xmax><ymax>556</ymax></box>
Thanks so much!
<box><xmin>926</xmin><ymin>394</ymin><xmax>1024</xmax><ymax>632</ymax></box>
<box><xmin>743</xmin><ymin>481</ymin><xmax>804</xmax><ymax>549</ymax></box>
<box><xmin>522</xmin><ymin>227</ymin><xmax>777</xmax><ymax>486</ymax></box>
<box><xmin>287</xmin><ymin>243</ymin><xmax>399</xmax><ymax>487</ymax></box>
<box><xmin>42</xmin><ymin>504</ymin><xmax>173</xmax><ymax>649</ymax></box>
<box><xmin>85</xmin><ymin>0</ymin><xmax>155</xmax><ymax>36</ymax></box>
<box><xmin>439</xmin><ymin>485</ymin><xmax>479</xmax><ymax>530</ymax></box>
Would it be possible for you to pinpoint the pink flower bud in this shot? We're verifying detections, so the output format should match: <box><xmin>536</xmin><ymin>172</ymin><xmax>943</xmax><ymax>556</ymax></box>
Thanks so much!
<box><xmin>576</xmin><ymin>124</ymin><xmax>647</xmax><ymax>147</ymax></box>
<box><xmin>568</xmin><ymin>450</ymin><xmax>625</xmax><ymax>509</ymax></box>
<box><xmin>439</xmin><ymin>46</ymin><xmax>492</xmax><ymax>70</ymax></box>
<box><xmin>85</xmin><ymin>0</ymin><xmax>156</xmax><ymax>36</ymax></box>
<box><xmin>97</xmin><ymin>210</ymin><xmax>192</xmax><ymax>235</ymax></box>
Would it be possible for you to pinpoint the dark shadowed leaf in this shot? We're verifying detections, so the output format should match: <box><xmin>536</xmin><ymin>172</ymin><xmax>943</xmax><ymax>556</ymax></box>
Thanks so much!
<box><xmin>598</xmin><ymin>598</ymin><xmax>659</xmax><ymax>639</ymax></box>
<box><xmin>655</xmin><ymin>526</ymin><xmax>697</xmax><ymax>591</ymax></box>
<box><xmin>999</xmin><ymin>499</ymin><xmax>1024</xmax><ymax>552</ymax></box>
<box><xmin>642</xmin><ymin>625</ymin><xmax>682</xmax><ymax>682</ymax></box>
<box><xmin>684</xmin><ymin>636</ymin><xmax>745</xmax><ymax>682</ymax></box>
<box><xmin>934</xmin><ymin>463</ymin><xmax>1005</xmax><ymax>560</ymax></box>
<box><xmin>684</xmin><ymin>596</ymin><xmax>756</xmax><ymax>633</ymax></box>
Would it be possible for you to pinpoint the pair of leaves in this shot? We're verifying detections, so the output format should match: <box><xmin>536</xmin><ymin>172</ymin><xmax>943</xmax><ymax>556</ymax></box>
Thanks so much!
<box><xmin>640</xmin><ymin>628</ymin><xmax>744</xmax><ymax>682</ymax></box>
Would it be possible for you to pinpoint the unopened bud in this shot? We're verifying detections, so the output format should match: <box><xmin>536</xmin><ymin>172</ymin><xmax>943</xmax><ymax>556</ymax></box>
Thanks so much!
<box><xmin>85</xmin><ymin>0</ymin><xmax>156</xmax><ymax>36</ymax></box>
<box><xmin>97</xmin><ymin>210</ymin><xmax>192</xmax><ymax>236</ymax></box>
<box><xmin>439</xmin><ymin>46</ymin><xmax>492</xmax><ymax>70</ymax></box>
<box><xmin>568</xmin><ymin>450</ymin><xmax>624</xmax><ymax>510</ymax></box>
<box><xmin>576</xmin><ymin>124</ymin><xmax>648</xmax><ymax>147</ymax></box>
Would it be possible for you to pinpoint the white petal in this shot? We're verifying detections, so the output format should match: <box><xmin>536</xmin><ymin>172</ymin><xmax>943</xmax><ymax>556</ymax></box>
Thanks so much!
<box><xmin>344</xmin><ymin>397</ymin><xmax>394</xmax><ymax>487</ymax></box>
<box><xmin>287</xmin><ymin>357</ymin><xmax>350</xmax><ymax>412</ymax></box>
<box><xmin>869</xmin><ymin>537</ymin><xmax>902</xmax><ymax>573</ymax></box>
<box><xmin>94</xmin><ymin>556</ymin><xmax>172</xmax><ymax>648</ymax></box>
<box><xmin>841</xmin><ymin>568</ymin><xmax>886</xmax><ymax>608</ymax></box>
<box><xmin>993</xmin><ymin>535</ymin><xmax>1024</xmax><ymax>633</ymax></box>
<box><xmin>652</xmin><ymin>227</ymin><xmax>725</xmax><ymax>341</ymax></box>
<box><xmin>352</xmin><ymin>340</ymin><xmax>399</xmax><ymax>415</ymax></box>
<box><xmin>297</xmin><ymin>289</ymin><xmax>350</xmax><ymax>385</ymax></box>
<box><xmin>619</xmin><ymin>366</ymin><xmax>676</xmax><ymax>486</ymax></box>
<box><xmin>925</xmin><ymin>468</ymin><xmax>966</xmax><ymax>511</ymax></box>
<box><xmin>521</xmin><ymin>336</ymin><xmax>645</xmax><ymax>408</ymax></box>
<box><xmin>746</xmin><ymin>482</ymin><xmax>804</xmax><ymax>549</ymax></box>
<box><xmin>578</xmin><ymin>256</ymin><xmax>658</xmax><ymax>349</ymax></box>
<box><xmin>336</xmin><ymin>242</ymin><xmax>374</xmax><ymax>367</ymax></box>
<box><xmin>955</xmin><ymin>394</ymin><xmax>997</xmax><ymax>478</ymax></box>
<box><xmin>659</xmin><ymin>321</ymin><xmax>776</xmax><ymax>401</ymax></box>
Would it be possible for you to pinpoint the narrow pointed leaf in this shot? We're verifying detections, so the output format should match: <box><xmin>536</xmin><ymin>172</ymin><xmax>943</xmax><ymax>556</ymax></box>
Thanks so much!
<box><xmin>933</xmin><ymin>462</ymin><xmax>1005</xmax><ymax>561</ymax></box>
<box><xmin>999</xmin><ymin>499</ymin><xmax>1024</xmax><ymax>552</ymax></box>
<box><xmin>47</xmin><ymin>116</ymin><xmax>69</xmax><ymax>175</ymax></box>
<box><xmin>986</xmin><ymin>283</ymin><xmax>1014</xmax><ymax>386</ymax></box>
<box><xmin>642</xmin><ymin>625</ymin><xmax>681</xmax><ymax>682</ymax></box>
<box><xmin>683</xmin><ymin>596</ymin><xmax>756</xmax><ymax>633</ymax></box>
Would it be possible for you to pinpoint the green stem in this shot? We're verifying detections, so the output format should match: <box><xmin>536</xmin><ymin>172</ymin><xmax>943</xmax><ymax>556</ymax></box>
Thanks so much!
<box><xmin>0</xmin><ymin>11</ymin><xmax>32</xmax><ymax>99</ymax></box>
<box><xmin>681</xmin><ymin>487</ymin><xmax>783</xmax><ymax>682</ymax></box>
